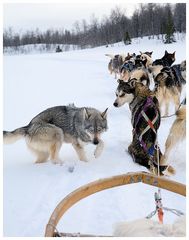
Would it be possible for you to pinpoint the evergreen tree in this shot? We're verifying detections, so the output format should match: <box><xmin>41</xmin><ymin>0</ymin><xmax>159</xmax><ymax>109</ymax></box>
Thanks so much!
<box><xmin>123</xmin><ymin>31</ymin><xmax>131</xmax><ymax>45</ymax></box>
<box><xmin>164</xmin><ymin>5</ymin><xmax>175</xmax><ymax>44</ymax></box>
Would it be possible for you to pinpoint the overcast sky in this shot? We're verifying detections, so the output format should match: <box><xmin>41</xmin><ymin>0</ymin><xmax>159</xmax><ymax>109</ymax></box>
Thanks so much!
<box><xmin>3</xmin><ymin>1</ymin><xmax>137</xmax><ymax>32</ymax></box>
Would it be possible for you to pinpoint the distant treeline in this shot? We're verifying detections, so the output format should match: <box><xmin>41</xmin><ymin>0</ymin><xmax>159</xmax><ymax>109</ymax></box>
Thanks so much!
<box><xmin>3</xmin><ymin>3</ymin><xmax>186</xmax><ymax>48</ymax></box>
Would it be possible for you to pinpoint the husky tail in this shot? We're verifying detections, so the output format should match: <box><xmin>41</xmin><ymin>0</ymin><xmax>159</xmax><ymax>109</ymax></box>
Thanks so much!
<box><xmin>3</xmin><ymin>126</ymin><xmax>28</xmax><ymax>144</ymax></box>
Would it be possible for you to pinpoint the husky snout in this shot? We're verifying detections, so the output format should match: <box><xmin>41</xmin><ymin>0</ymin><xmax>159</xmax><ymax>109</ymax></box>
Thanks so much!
<box><xmin>92</xmin><ymin>133</ymin><xmax>100</xmax><ymax>145</ymax></box>
<box><xmin>113</xmin><ymin>101</ymin><xmax>118</xmax><ymax>107</ymax></box>
<box><xmin>93</xmin><ymin>138</ymin><xmax>99</xmax><ymax>145</ymax></box>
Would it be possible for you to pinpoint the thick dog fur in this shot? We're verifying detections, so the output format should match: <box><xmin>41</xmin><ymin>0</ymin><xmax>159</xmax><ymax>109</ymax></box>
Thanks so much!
<box><xmin>4</xmin><ymin>104</ymin><xmax>108</xmax><ymax>164</ymax></box>
<box><xmin>140</xmin><ymin>52</ymin><xmax>153</xmax><ymax>67</ymax></box>
<box><xmin>113</xmin><ymin>79</ymin><xmax>174</xmax><ymax>175</ymax></box>
<box><xmin>113</xmin><ymin>216</ymin><xmax>186</xmax><ymax>237</ymax></box>
<box><xmin>160</xmin><ymin>105</ymin><xmax>186</xmax><ymax>170</ymax></box>
<box><xmin>121</xmin><ymin>66</ymin><xmax>150</xmax><ymax>85</ymax></box>
<box><xmin>152</xmin><ymin>50</ymin><xmax>175</xmax><ymax>67</ymax></box>
<box><xmin>105</xmin><ymin>54</ymin><xmax>126</xmax><ymax>78</ymax></box>
<box><xmin>154</xmin><ymin>60</ymin><xmax>186</xmax><ymax>116</ymax></box>
<box><xmin>149</xmin><ymin>50</ymin><xmax>176</xmax><ymax>79</ymax></box>
<box><xmin>119</xmin><ymin>51</ymin><xmax>153</xmax><ymax>84</ymax></box>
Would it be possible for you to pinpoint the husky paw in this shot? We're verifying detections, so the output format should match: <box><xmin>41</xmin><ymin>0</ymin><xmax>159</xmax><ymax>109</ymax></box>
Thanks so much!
<box><xmin>94</xmin><ymin>149</ymin><xmax>101</xmax><ymax>158</ymax></box>
<box><xmin>52</xmin><ymin>159</ymin><xmax>63</xmax><ymax>165</ymax></box>
<box><xmin>35</xmin><ymin>159</ymin><xmax>47</xmax><ymax>164</ymax></box>
<box><xmin>162</xmin><ymin>165</ymin><xmax>176</xmax><ymax>176</ymax></box>
<box><xmin>94</xmin><ymin>145</ymin><xmax>103</xmax><ymax>158</ymax></box>
<box><xmin>80</xmin><ymin>158</ymin><xmax>88</xmax><ymax>162</ymax></box>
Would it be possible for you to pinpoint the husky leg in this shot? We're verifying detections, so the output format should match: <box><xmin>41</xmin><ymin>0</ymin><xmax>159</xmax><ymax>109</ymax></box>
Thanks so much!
<box><xmin>50</xmin><ymin>141</ymin><xmax>63</xmax><ymax>165</ymax></box>
<box><xmin>164</xmin><ymin>99</ymin><xmax>169</xmax><ymax>116</ymax></box>
<box><xmin>35</xmin><ymin>152</ymin><xmax>49</xmax><ymax>163</ymax></box>
<box><xmin>27</xmin><ymin>144</ymin><xmax>49</xmax><ymax>163</ymax></box>
<box><xmin>161</xmin><ymin>119</ymin><xmax>182</xmax><ymax>165</ymax></box>
<box><xmin>26</xmin><ymin>123</ymin><xmax>64</xmax><ymax>164</ymax></box>
<box><xmin>94</xmin><ymin>140</ymin><xmax>104</xmax><ymax>158</ymax></box>
<box><xmin>34</xmin><ymin>151</ymin><xmax>49</xmax><ymax>163</ymax></box>
<box><xmin>72</xmin><ymin>143</ymin><xmax>88</xmax><ymax>162</ymax></box>
<box><xmin>48</xmin><ymin>129</ymin><xmax>64</xmax><ymax>164</ymax></box>
<box><xmin>173</xmin><ymin>94</ymin><xmax>180</xmax><ymax>113</ymax></box>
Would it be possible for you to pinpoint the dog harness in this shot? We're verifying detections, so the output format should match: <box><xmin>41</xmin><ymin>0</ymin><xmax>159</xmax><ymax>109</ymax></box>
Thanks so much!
<box><xmin>121</xmin><ymin>61</ymin><xmax>136</xmax><ymax>72</ymax></box>
<box><xmin>134</xmin><ymin>96</ymin><xmax>159</xmax><ymax>158</ymax></box>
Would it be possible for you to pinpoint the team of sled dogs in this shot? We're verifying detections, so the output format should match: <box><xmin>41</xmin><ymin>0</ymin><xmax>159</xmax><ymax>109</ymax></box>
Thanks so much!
<box><xmin>3</xmin><ymin>50</ymin><xmax>186</xmax><ymax>236</ymax></box>
<box><xmin>107</xmin><ymin>50</ymin><xmax>186</xmax><ymax>175</ymax></box>
<box><xmin>4</xmin><ymin>50</ymin><xmax>186</xmax><ymax>177</ymax></box>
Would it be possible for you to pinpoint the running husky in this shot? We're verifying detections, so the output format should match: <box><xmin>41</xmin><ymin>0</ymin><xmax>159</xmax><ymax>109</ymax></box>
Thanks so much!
<box><xmin>113</xmin><ymin>79</ymin><xmax>174</xmax><ymax>175</ymax></box>
<box><xmin>105</xmin><ymin>54</ymin><xmax>126</xmax><ymax>78</ymax></box>
<box><xmin>4</xmin><ymin>104</ymin><xmax>108</xmax><ymax>164</ymax></box>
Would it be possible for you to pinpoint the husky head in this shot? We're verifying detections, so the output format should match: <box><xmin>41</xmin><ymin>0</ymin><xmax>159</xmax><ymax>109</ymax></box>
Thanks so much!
<box><xmin>140</xmin><ymin>52</ymin><xmax>153</xmax><ymax>66</ymax></box>
<box><xmin>143</xmin><ymin>51</ymin><xmax>153</xmax><ymax>57</ymax></box>
<box><xmin>113</xmin><ymin>79</ymin><xmax>136</xmax><ymax>107</ymax></box>
<box><xmin>83</xmin><ymin>108</ymin><xmax>108</xmax><ymax>145</ymax></box>
<box><xmin>113</xmin><ymin>78</ymin><xmax>148</xmax><ymax>107</ymax></box>
<box><xmin>163</xmin><ymin>50</ymin><xmax>176</xmax><ymax>65</ymax></box>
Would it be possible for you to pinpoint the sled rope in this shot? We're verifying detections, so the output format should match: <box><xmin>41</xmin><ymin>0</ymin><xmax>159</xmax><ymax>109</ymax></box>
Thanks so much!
<box><xmin>156</xmin><ymin>142</ymin><xmax>163</xmax><ymax>223</ymax></box>
<box><xmin>161</xmin><ymin>97</ymin><xmax>186</xmax><ymax>119</ymax></box>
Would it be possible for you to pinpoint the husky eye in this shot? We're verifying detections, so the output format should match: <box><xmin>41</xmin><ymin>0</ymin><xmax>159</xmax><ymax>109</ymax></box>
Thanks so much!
<box><xmin>88</xmin><ymin>126</ymin><xmax>94</xmax><ymax>133</ymax></box>
<box><xmin>97</xmin><ymin>126</ymin><xmax>102</xmax><ymax>132</ymax></box>
<box><xmin>115</xmin><ymin>92</ymin><xmax>118</xmax><ymax>97</ymax></box>
<box><xmin>119</xmin><ymin>93</ymin><xmax>125</xmax><ymax>97</ymax></box>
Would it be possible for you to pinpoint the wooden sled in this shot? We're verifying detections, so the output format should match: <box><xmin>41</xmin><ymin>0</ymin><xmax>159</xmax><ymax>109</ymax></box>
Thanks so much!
<box><xmin>45</xmin><ymin>171</ymin><xmax>186</xmax><ymax>237</ymax></box>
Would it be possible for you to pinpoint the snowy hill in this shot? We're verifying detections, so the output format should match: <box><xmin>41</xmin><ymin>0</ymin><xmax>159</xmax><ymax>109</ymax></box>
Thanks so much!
<box><xmin>3</xmin><ymin>35</ymin><xmax>186</xmax><ymax>237</ymax></box>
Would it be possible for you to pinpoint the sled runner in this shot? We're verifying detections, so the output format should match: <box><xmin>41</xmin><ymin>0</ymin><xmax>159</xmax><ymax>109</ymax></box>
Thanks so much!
<box><xmin>45</xmin><ymin>171</ymin><xmax>185</xmax><ymax>237</ymax></box>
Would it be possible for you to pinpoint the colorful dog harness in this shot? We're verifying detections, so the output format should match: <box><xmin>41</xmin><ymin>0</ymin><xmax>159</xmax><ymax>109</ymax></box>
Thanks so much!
<box><xmin>134</xmin><ymin>96</ymin><xmax>159</xmax><ymax>158</ymax></box>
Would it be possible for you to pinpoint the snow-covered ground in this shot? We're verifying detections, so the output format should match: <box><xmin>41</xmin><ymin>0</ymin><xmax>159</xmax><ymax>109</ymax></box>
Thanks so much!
<box><xmin>3</xmin><ymin>43</ymin><xmax>81</xmax><ymax>55</ymax></box>
<box><xmin>3</xmin><ymin>35</ymin><xmax>186</xmax><ymax>237</ymax></box>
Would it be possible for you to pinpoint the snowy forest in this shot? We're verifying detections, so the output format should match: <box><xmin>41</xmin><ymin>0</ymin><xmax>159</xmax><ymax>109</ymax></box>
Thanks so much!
<box><xmin>3</xmin><ymin>3</ymin><xmax>186</xmax><ymax>49</ymax></box>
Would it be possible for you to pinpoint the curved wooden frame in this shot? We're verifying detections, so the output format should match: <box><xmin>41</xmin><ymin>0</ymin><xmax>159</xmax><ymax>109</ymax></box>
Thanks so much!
<box><xmin>45</xmin><ymin>171</ymin><xmax>186</xmax><ymax>237</ymax></box>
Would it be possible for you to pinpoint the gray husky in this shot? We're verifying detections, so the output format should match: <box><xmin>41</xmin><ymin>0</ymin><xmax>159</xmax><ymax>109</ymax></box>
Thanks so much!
<box><xmin>4</xmin><ymin>104</ymin><xmax>108</xmax><ymax>164</ymax></box>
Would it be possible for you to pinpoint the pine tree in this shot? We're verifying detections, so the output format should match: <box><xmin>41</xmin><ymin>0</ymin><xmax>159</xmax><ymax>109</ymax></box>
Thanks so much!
<box><xmin>164</xmin><ymin>6</ymin><xmax>176</xmax><ymax>44</ymax></box>
<box><xmin>123</xmin><ymin>31</ymin><xmax>131</xmax><ymax>45</ymax></box>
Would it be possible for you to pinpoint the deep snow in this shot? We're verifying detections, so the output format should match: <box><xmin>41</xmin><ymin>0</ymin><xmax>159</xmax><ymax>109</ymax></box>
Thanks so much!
<box><xmin>3</xmin><ymin>35</ymin><xmax>186</xmax><ymax>237</ymax></box>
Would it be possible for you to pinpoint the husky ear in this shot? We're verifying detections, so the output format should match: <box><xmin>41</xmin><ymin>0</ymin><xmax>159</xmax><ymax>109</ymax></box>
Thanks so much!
<box><xmin>165</xmin><ymin>50</ymin><xmax>168</xmax><ymax>55</ymax></box>
<box><xmin>141</xmin><ymin>79</ymin><xmax>148</xmax><ymax>86</ymax></box>
<box><xmin>150</xmin><ymin>51</ymin><xmax>153</xmax><ymax>56</ymax></box>
<box><xmin>117</xmin><ymin>79</ymin><xmax>123</xmax><ymax>83</ymax></box>
<box><xmin>140</xmin><ymin>51</ymin><xmax>143</xmax><ymax>55</ymax></box>
<box><xmin>101</xmin><ymin>108</ymin><xmax>108</xmax><ymax>119</ymax></box>
<box><xmin>83</xmin><ymin>108</ymin><xmax>91</xmax><ymax>119</ymax></box>
<box><xmin>129</xmin><ymin>78</ymin><xmax>136</xmax><ymax>88</ymax></box>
